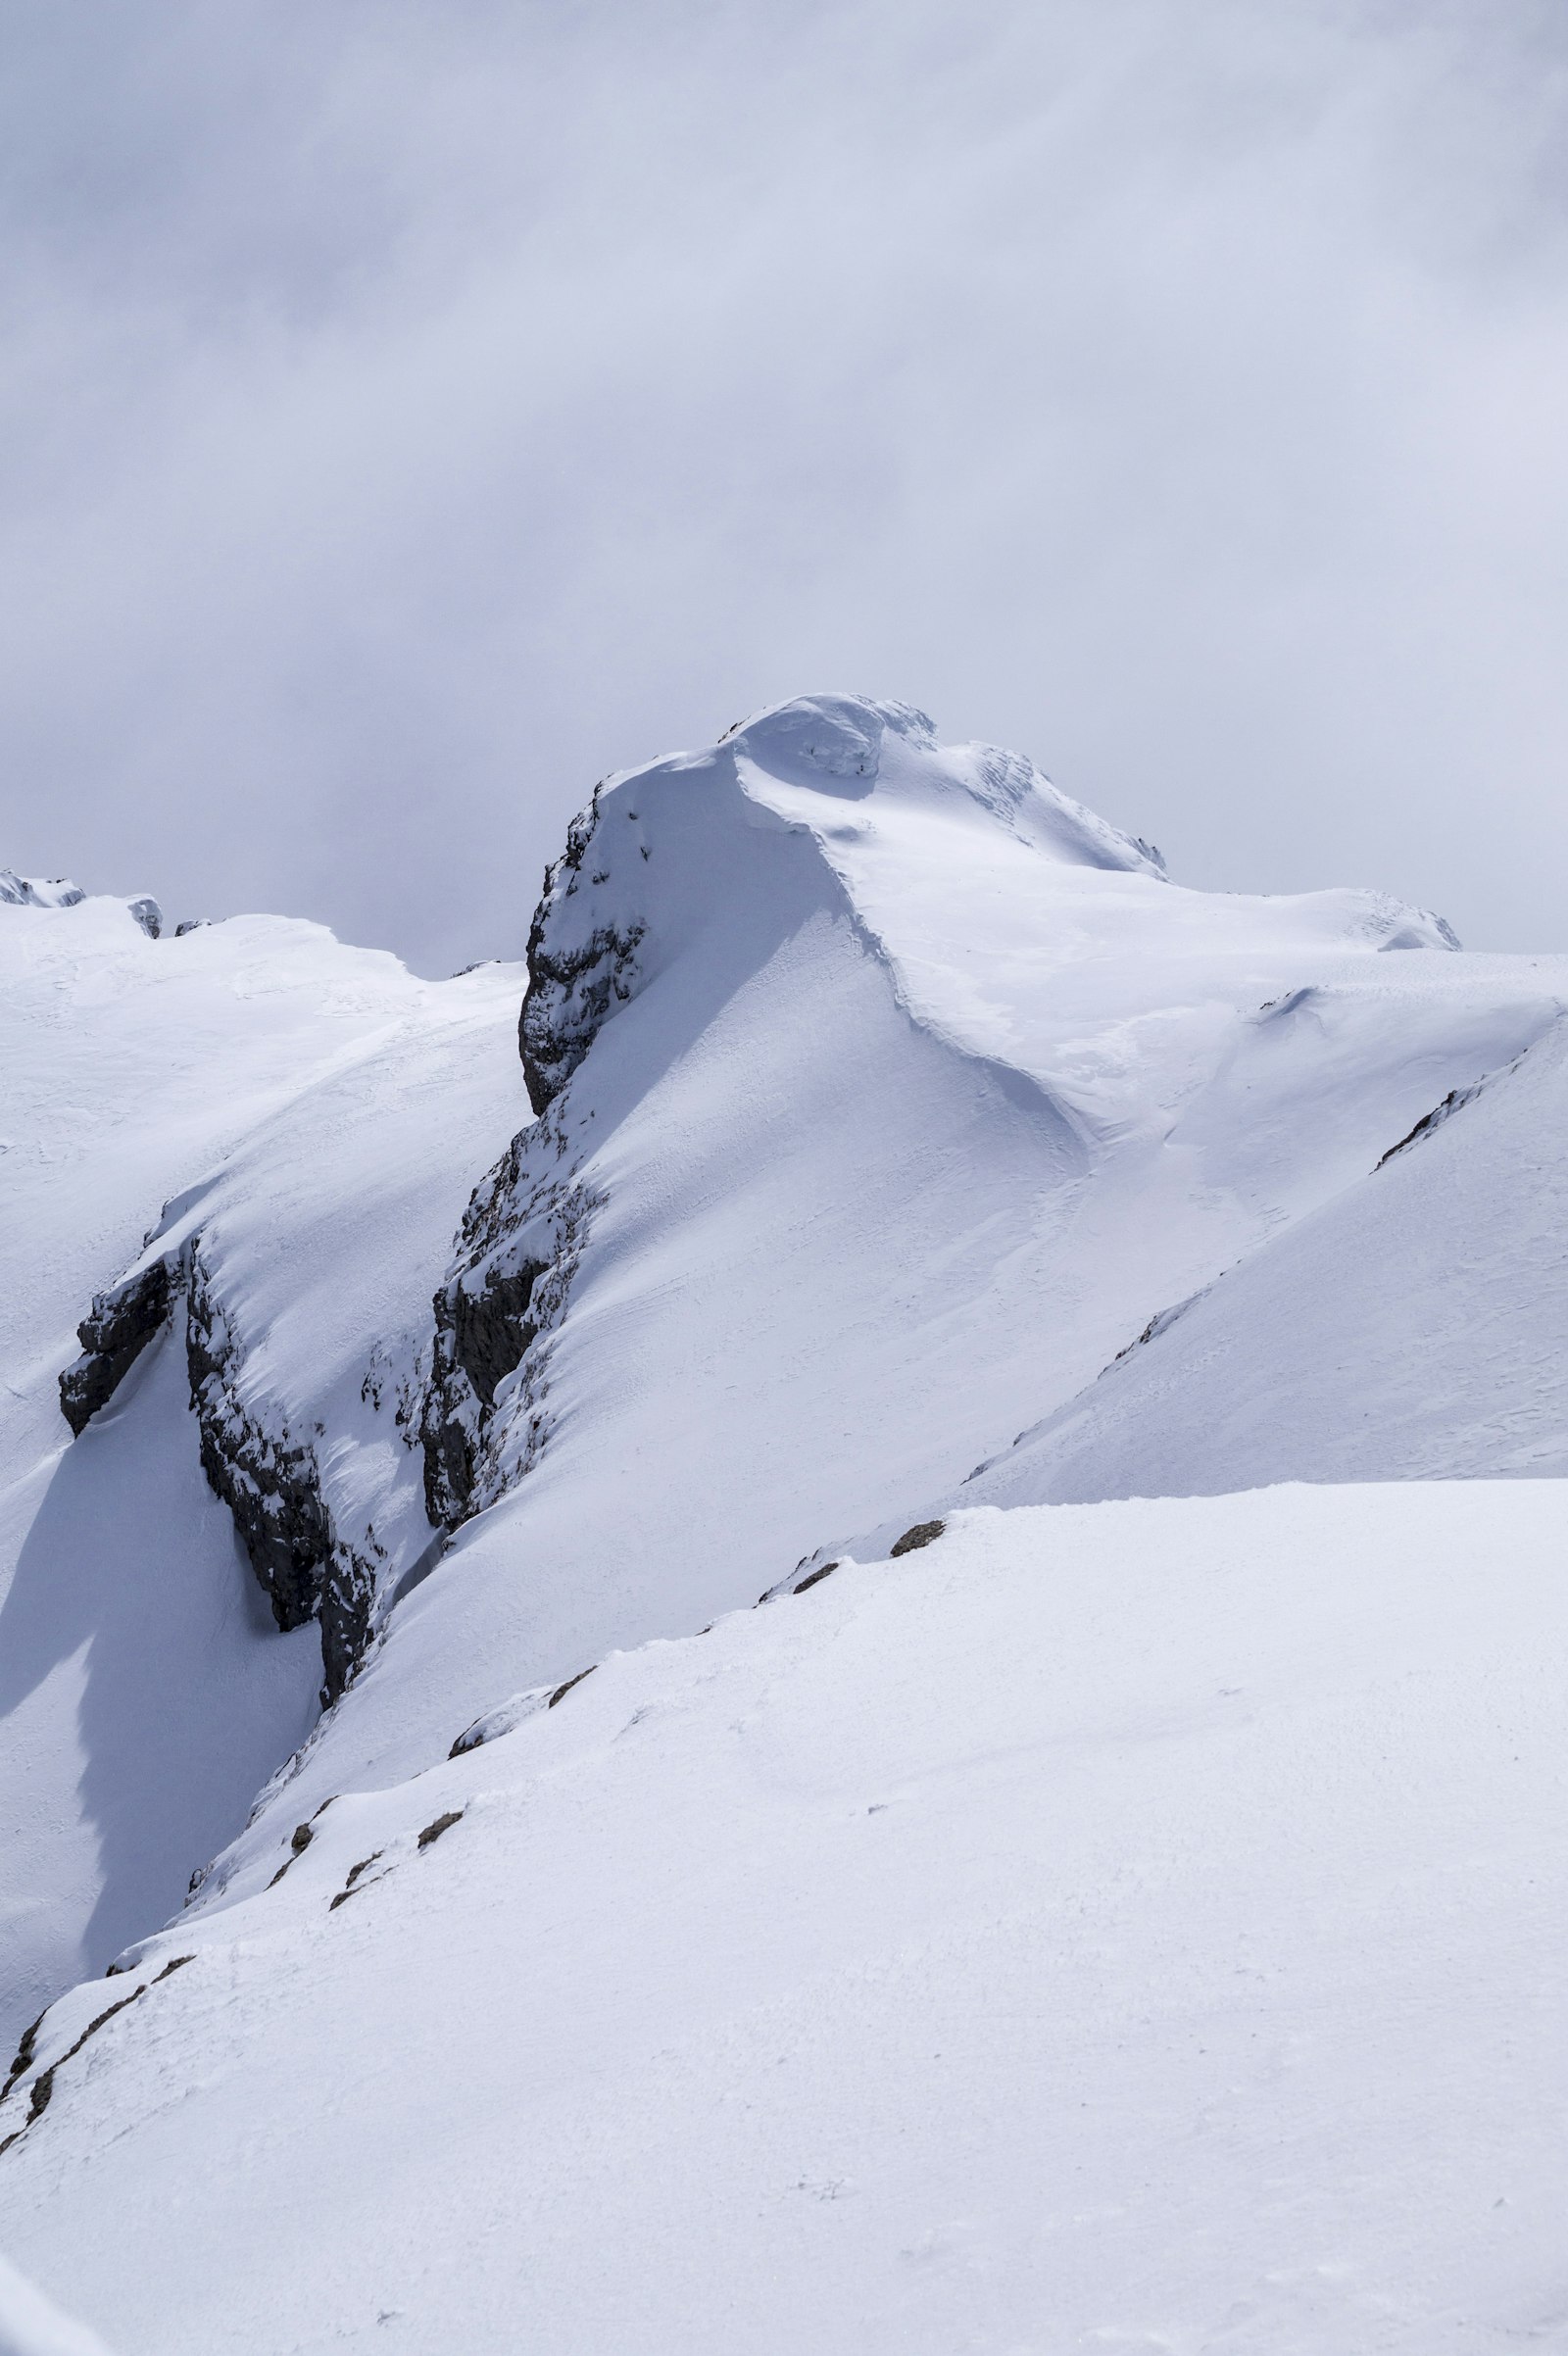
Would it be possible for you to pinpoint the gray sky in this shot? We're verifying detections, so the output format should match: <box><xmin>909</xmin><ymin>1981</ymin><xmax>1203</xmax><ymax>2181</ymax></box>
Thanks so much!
<box><xmin>1</xmin><ymin>0</ymin><xmax>1564</xmax><ymax>971</ymax></box>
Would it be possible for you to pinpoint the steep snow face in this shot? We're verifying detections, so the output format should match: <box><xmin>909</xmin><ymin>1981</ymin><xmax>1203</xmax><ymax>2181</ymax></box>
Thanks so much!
<box><xmin>0</xmin><ymin>895</ymin><xmax>527</xmax><ymax>2045</ymax></box>
<box><xmin>952</xmin><ymin>1011</ymin><xmax>1568</xmax><ymax>1509</ymax></box>
<box><xmin>7</xmin><ymin>1487</ymin><xmax>1568</xmax><ymax>2355</ymax></box>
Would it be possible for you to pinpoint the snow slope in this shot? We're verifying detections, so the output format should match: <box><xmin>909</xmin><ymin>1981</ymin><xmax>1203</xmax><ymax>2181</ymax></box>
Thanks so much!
<box><xmin>8</xmin><ymin>695</ymin><xmax>1568</xmax><ymax>2349</ymax></box>
<box><xmin>953</xmin><ymin>1011</ymin><xmax>1568</xmax><ymax>1510</ymax></box>
<box><xmin>0</xmin><ymin>892</ymin><xmax>528</xmax><ymax>2043</ymax></box>
<box><xmin>6</xmin><ymin>1487</ymin><xmax>1568</xmax><ymax>2354</ymax></box>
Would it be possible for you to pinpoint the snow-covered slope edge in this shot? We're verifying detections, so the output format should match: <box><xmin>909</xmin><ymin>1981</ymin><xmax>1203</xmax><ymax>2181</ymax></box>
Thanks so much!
<box><xmin>6</xmin><ymin>1487</ymin><xmax>1568</xmax><ymax>2354</ymax></box>
<box><xmin>944</xmin><ymin>1009</ymin><xmax>1568</xmax><ymax>1512</ymax></box>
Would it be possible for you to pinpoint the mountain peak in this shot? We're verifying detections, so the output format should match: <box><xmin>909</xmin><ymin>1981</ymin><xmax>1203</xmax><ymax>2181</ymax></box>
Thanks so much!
<box><xmin>1</xmin><ymin>867</ymin><xmax>85</xmax><ymax>909</ymax></box>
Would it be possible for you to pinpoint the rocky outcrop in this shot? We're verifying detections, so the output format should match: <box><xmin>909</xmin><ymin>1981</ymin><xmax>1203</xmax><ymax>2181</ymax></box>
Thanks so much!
<box><xmin>420</xmin><ymin>1105</ymin><xmax>600</xmax><ymax>1528</ymax></box>
<box><xmin>185</xmin><ymin>1246</ymin><xmax>331</xmax><ymax>1634</ymax></box>
<box><xmin>1</xmin><ymin>869</ymin><xmax>85</xmax><ymax>908</ymax></box>
<box><xmin>59</xmin><ymin>1228</ymin><xmax>382</xmax><ymax>1701</ymax></box>
<box><xmin>59</xmin><ymin>1258</ymin><xmax>177</xmax><ymax>1434</ymax></box>
<box><xmin>185</xmin><ymin>1245</ymin><xmax>375</xmax><ymax>1700</ymax></box>
<box><xmin>2</xmin><ymin>870</ymin><xmax>163</xmax><ymax>934</ymax></box>
<box><xmin>518</xmin><ymin>788</ymin><xmax>645</xmax><ymax>1114</ymax></box>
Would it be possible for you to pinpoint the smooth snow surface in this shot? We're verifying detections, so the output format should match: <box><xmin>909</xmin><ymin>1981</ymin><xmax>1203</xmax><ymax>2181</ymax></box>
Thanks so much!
<box><xmin>956</xmin><ymin>1014</ymin><xmax>1568</xmax><ymax>1509</ymax></box>
<box><xmin>7</xmin><ymin>1489</ymin><xmax>1568</xmax><ymax>2354</ymax></box>
<box><xmin>0</xmin><ymin>2255</ymin><xmax>116</xmax><ymax>2356</ymax></box>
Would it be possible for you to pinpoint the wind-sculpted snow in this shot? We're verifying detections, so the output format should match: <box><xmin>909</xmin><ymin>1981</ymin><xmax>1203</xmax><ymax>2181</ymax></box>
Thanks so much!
<box><xmin>13</xmin><ymin>694</ymin><xmax>1568</xmax><ymax>2350</ymax></box>
<box><xmin>948</xmin><ymin>1009</ymin><xmax>1568</xmax><ymax>1509</ymax></box>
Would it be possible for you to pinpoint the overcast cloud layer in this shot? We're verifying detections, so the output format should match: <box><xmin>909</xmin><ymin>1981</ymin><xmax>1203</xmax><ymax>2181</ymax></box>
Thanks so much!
<box><xmin>0</xmin><ymin>0</ymin><xmax>1564</xmax><ymax>970</ymax></box>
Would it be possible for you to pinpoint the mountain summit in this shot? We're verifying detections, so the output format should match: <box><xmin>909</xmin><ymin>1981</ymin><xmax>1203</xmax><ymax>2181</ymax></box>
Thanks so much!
<box><xmin>3</xmin><ymin>698</ymin><xmax>1566</xmax><ymax>2353</ymax></box>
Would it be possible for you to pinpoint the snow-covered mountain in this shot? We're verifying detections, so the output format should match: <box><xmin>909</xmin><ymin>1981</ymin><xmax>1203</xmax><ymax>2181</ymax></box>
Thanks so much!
<box><xmin>3</xmin><ymin>697</ymin><xmax>1566</xmax><ymax>2353</ymax></box>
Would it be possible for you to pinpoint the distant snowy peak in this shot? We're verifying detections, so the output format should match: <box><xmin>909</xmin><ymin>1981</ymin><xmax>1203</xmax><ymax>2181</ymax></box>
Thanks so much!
<box><xmin>1</xmin><ymin>868</ymin><xmax>163</xmax><ymax>937</ymax></box>
<box><xmin>1</xmin><ymin>867</ymin><xmax>85</xmax><ymax>909</ymax></box>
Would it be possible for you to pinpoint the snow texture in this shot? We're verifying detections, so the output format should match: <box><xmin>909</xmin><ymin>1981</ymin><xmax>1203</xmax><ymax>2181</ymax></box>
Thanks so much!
<box><xmin>5</xmin><ymin>695</ymin><xmax>1568</xmax><ymax>2351</ymax></box>
<box><xmin>0</xmin><ymin>2255</ymin><xmax>115</xmax><ymax>2356</ymax></box>
<box><xmin>6</xmin><ymin>1490</ymin><xmax>1568</xmax><ymax>2352</ymax></box>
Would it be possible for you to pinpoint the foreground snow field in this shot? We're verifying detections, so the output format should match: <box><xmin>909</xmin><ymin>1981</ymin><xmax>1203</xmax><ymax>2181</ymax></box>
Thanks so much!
<box><xmin>5</xmin><ymin>696</ymin><xmax>1568</xmax><ymax>2349</ymax></box>
<box><xmin>6</xmin><ymin>1486</ymin><xmax>1568</xmax><ymax>2355</ymax></box>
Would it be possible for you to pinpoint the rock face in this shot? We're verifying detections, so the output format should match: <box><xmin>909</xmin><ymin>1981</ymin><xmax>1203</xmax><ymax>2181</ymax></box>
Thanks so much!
<box><xmin>61</xmin><ymin>1235</ymin><xmax>373</xmax><ymax>1702</ymax></box>
<box><xmin>420</xmin><ymin>1107</ymin><xmax>599</xmax><ymax>1529</ymax></box>
<box><xmin>421</xmin><ymin>797</ymin><xmax>638</xmax><ymax>1527</ymax></box>
<box><xmin>185</xmin><ymin>1245</ymin><xmax>332</xmax><ymax>1636</ymax></box>
<box><xmin>518</xmin><ymin>788</ymin><xmax>645</xmax><ymax>1115</ymax></box>
<box><xmin>59</xmin><ymin>1260</ymin><xmax>176</xmax><ymax>1435</ymax></box>
<box><xmin>184</xmin><ymin>1245</ymin><xmax>379</xmax><ymax>1701</ymax></box>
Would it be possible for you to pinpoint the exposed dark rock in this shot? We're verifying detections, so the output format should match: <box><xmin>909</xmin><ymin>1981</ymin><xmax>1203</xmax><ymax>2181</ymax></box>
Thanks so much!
<box><xmin>0</xmin><ymin>1957</ymin><xmax>194</xmax><ymax>2155</ymax></box>
<box><xmin>417</xmin><ymin>1810</ymin><xmax>464</xmax><ymax>1849</ymax></box>
<box><xmin>1</xmin><ymin>2012</ymin><xmax>44</xmax><ymax>2103</ymax></box>
<box><xmin>126</xmin><ymin>895</ymin><xmax>163</xmax><ymax>940</ymax></box>
<box><xmin>420</xmin><ymin>796</ymin><xmax>634</xmax><ymax>1530</ymax></box>
<box><xmin>794</xmin><ymin>1561</ymin><xmax>840</xmax><ymax>1595</ymax></box>
<box><xmin>421</xmin><ymin>1110</ymin><xmax>601</xmax><ymax>1530</ymax></box>
<box><xmin>186</xmin><ymin>1243</ymin><xmax>375</xmax><ymax>1700</ymax></box>
<box><xmin>59</xmin><ymin>1256</ymin><xmax>175</xmax><ymax>1435</ymax></box>
<box><xmin>59</xmin><ymin>1991</ymin><xmax>143</xmax><ymax>2067</ymax></box>
<box><xmin>518</xmin><ymin>788</ymin><xmax>645</xmax><ymax>1115</ymax></box>
<box><xmin>548</xmin><ymin>1665</ymin><xmax>596</xmax><ymax>1709</ymax></box>
<box><xmin>451</xmin><ymin>1257</ymin><xmax>549</xmax><ymax>1408</ymax></box>
<box><xmin>329</xmin><ymin>1852</ymin><xmax>385</xmax><ymax>1909</ymax></box>
<box><xmin>1109</xmin><ymin>1291</ymin><xmax>1206</xmax><ymax>1367</ymax></box>
<box><xmin>890</xmin><ymin>1520</ymin><xmax>945</xmax><ymax>1558</ymax></box>
<box><xmin>270</xmin><ymin>1810</ymin><xmax>331</xmax><ymax>1886</ymax></box>
<box><xmin>188</xmin><ymin>1249</ymin><xmax>331</xmax><ymax>1635</ymax></box>
<box><xmin>1376</xmin><ymin>1080</ymin><xmax>1486</xmax><ymax>1169</ymax></box>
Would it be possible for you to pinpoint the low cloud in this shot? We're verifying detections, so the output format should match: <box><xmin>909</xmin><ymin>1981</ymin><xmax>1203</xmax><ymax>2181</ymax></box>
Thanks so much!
<box><xmin>1</xmin><ymin>0</ymin><xmax>1564</xmax><ymax>966</ymax></box>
